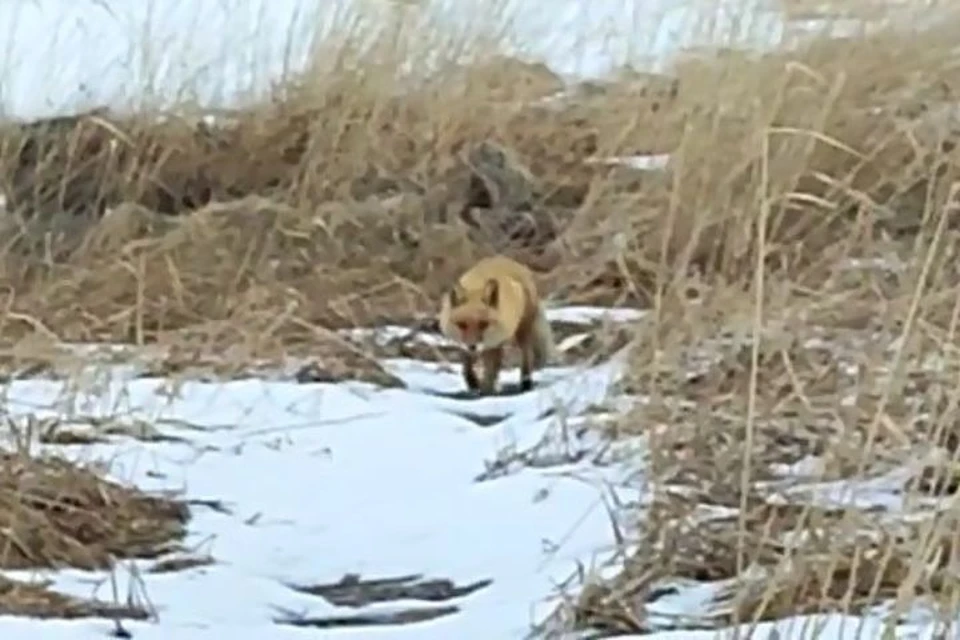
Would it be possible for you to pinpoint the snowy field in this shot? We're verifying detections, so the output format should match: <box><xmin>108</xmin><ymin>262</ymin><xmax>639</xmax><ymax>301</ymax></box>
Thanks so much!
<box><xmin>0</xmin><ymin>306</ymin><xmax>649</xmax><ymax>639</ymax></box>
<box><xmin>0</xmin><ymin>304</ymin><xmax>954</xmax><ymax>639</ymax></box>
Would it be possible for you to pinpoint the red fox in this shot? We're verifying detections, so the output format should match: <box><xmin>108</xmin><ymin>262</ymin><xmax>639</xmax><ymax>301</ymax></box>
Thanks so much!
<box><xmin>438</xmin><ymin>255</ymin><xmax>555</xmax><ymax>395</ymax></box>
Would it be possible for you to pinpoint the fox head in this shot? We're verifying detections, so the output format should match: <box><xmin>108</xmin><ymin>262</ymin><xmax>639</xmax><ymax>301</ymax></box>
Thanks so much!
<box><xmin>442</xmin><ymin>278</ymin><xmax>510</xmax><ymax>352</ymax></box>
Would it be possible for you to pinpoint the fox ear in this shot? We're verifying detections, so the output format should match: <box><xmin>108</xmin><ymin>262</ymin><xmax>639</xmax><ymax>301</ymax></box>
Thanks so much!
<box><xmin>482</xmin><ymin>278</ymin><xmax>499</xmax><ymax>307</ymax></box>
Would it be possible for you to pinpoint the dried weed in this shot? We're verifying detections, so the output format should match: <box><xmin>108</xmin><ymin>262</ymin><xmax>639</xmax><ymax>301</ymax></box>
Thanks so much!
<box><xmin>566</xmin><ymin>5</ymin><xmax>960</xmax><ymax>636</ymax></box>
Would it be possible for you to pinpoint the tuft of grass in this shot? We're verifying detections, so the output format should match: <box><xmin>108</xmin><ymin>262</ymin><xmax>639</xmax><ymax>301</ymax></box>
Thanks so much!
<box><xmin>0</xmin><ymin>450</ymin><xmax>189</xmax><ymax>570</ymax></box>
<box><xmin>0</xmin><ymin>574</ymin><xmax>150</xmax><ymax>621</ymax></box>
<box><xmin>0</xmin><ymin>446</ymin><xmax>188</xmax><ymax>620</ymax></box>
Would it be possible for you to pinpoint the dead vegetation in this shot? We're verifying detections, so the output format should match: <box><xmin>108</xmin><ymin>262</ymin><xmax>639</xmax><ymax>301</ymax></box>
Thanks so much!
<box><xmin>0</xmin><ymin>574</ymin><xmax>149</xmax><ymax>621</ymax></box>
<box><xmin>0</xmin><ymin>36</ymin><xmax>680</xmax><ymax>383</ymax></box>
<box><xmin>0</xmin><ymin>46</ymin><xmax>680</xmax><ymax>361</ymax></box>
<box><xmin>532</xmin><ymin>3</ymin><xmax>960</xmax><ymax>637</ymax></box>
<box><xmin>0</xmin><ymin>0</ymin><xmax>959</xmax><ymax>633</ymax></box>
<box><xmin>0</xmin><ymin>450</ymin><xmax>188</xmax><ymax>619</ymax></box>
<box><xmin>0</xmin><ymin>449</ymin><xmax>188</xmax><ymax>569</ymax></box>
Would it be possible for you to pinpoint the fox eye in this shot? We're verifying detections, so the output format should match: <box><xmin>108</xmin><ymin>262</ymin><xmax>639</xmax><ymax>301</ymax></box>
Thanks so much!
<box><xmin>456</xmin><ymin>321</ymin><xmax>469</xmax><ymax>333</ymax></box>
<box><xmin>476</xmin><ymin>320</ymin><xmax>489</xmax><ymax>331</ymax></box>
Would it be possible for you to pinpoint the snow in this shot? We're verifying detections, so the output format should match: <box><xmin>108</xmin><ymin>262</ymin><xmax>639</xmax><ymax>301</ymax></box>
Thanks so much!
<box><xmin>0</xmin><ymin>305</ymin><xmax>646</xmax><ymax>639</ymax></box>
<box><xmin>585</xmin><ymin>154</ymin><xmax>672</xmax><ymax>171</ymax></box>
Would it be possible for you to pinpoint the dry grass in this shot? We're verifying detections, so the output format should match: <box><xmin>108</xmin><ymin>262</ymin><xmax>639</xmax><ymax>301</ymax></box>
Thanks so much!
<box><xmin>0</xmin><ymin>0</ymin><xmax>959</xmax><ymax>633</ymax></box>
<box><xmin>0</xmin><ymin>574</ymin><xmax>150</xmax><ymax>621</ymax></box>
<box><xmin>0</xmin><ymin>450</ymin><xmax>188</xmax><ymax>569</ymax></box>
<box><xmin>536</xmin><ymin>2</ymin><xmax>960</xmax><ymax>637</ymax></box>
<box><xmin>0</xmin><ymin>28</ymin><xmax>682</xmax><ymax>362</ymax></box>
<box><xmin>0</xmin><ymin>38</ymin><xmax>680</xmax><ymax>384</ymax></box>
<box><xmin>0</xmin><ymin>449</ymin><xmax>188</xmax><ymax>619</ymax></box>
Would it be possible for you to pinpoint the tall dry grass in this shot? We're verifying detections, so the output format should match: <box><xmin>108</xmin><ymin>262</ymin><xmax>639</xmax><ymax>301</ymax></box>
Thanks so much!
<box><xmin>0</xmin><ymin>1</ymin><xmax>692</xmax><ymax>377</ymax></box>
<box><xmin>543</xmin><ymin>3</ymin><xmax>960</xmax><ymax>638</ymax></box>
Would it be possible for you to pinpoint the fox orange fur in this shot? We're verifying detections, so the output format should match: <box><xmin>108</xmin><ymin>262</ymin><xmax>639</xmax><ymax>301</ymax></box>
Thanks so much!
<box><xmin>438</xmin><ymin>255</ymin><xmax>555</xmax><ymax>395</ymax></box>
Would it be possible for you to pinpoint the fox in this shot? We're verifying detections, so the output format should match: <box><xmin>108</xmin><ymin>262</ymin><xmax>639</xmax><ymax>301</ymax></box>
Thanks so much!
<box><xmin>438</xmin><ymin>255</ymin><xmax>555</xmax><ymax>395</ymax></box>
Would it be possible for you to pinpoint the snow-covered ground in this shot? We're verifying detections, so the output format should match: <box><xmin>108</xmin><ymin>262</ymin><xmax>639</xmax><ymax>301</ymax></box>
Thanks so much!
<box><xmin>0</xmin><ymin>304</ymin><xmax>952</xmax><ymax>639</ymax></box>
<box><xmin>0</xmin><ymin>306</ymin><xmax>650</xmax><ymax>639</ymax></box>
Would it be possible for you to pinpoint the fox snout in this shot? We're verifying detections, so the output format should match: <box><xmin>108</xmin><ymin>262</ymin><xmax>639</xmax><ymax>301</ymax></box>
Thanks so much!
<box><xmin>453</xmin><ymin>319</ymin><xmax>490</xmax><ymax>347</ymax></box>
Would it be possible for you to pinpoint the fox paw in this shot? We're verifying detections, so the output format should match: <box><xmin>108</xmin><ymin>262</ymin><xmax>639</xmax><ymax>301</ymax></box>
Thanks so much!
<box><xmin>463</xmin><ymin>371</ymin><xmax>480</xmax><ymax>391</ymax></box>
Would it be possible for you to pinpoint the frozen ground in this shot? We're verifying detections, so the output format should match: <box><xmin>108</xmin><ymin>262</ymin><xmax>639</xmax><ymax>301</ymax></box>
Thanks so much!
<box><xmin>0</xmin><ymin>305</ymin><xmax>648</xmax><ymax>639</ymax></box>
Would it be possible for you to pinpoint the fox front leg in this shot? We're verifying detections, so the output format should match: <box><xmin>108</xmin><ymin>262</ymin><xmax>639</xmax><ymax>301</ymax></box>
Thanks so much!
<box><xmin>479</xmin><ymin>346</ymin><xmax>504</xmax><ymax>395</ymax></box>
<box><xmin>462</xmin><ymin>350</ymin><xmax>480</xmax><ymax>392</ymax></box>
<box><xmin>519</xmin><ymin>343</ymin><xmax>534</xmax><ymax>392</ymax></box>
